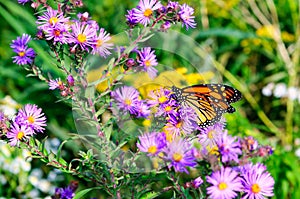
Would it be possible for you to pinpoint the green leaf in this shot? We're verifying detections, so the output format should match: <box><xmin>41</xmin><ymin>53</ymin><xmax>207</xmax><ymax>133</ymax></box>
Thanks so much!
<box><xmin>73</xmin><ymin>187</ymin><xmax>102</xmax><ymax>199</ymax></box>
<box><xmin>139</xmin><ymin>191</ymin><xmax>160</xmax><ymax>199</ymax></box>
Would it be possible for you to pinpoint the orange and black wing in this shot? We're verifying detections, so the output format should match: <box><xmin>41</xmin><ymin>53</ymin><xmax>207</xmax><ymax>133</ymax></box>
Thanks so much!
<box><xmin>172</xmin><ymin>84</ymin><xmax>241</xmax><ymax>127</ymax></box>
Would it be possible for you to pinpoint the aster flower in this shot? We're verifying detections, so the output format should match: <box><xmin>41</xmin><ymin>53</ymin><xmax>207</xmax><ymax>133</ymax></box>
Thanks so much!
<box><xmin>18</xmin><ymin>0</ymin><xmax>30</xmax><ymax>5</ymax></box>
<box><xmin>155</xmin><ymin>98</ymin><xmax>177</xmax><ymax>117</ymax></box>
<box><xmin>136</xmin><ymin>101</ymin><xmax>151</xmax><ymax>118</ymax></box>
<box><xmin>76</xmin><ymin>12</ymin><xmax>99</xmax><ymax>30</ymax></box>
<box><xmin>44</xmin><ymin>23</ymin><xmax>70</xmax><ymax>44</ymax></box>
<box><xmin>198</xmin><ymin>120</ymin><xmax>225</xmax><ymax>148</ymax></box>
<box><xmin>147</xmin><ymin>87</ymin><xmax>172</xmax><ymax>107</ymax></box>
<box><xmin>206</xmin><ymin>167</ymin><xmax>243</xmax><ymax>199</ymax></box>
<box><xmin>241</xmin><ymin>163</ymin><xmax>275</xmax><ymax>199</ymax></box>
<box><xmin>7</xmin><ymin>122</ymin><xmax>33</xmax><ymax>146</ymax></box>
<box><xmin>49</xmin><ymin>78</ymin><xmax>64</xmax><ymax>90</ymax></box>
<box><xmin>68</xmin><ymin>22</ymin><xmax>97</xmax><ymax>51</ymax></box>
<box><xmin>240</xmin><ymin>136</ymin><xmax>258</xmax><ymax>152</ymax></box>
<box><xmin>15</xmin><ymin>104</ymin><xmax>47</xmax><ymax>133</ymax></box>
<box><xmin>36</xmin><ymin>8</ymin><xmax>69</xmax><ymax>31</ymax></box>
<box><xmin>126</xmin><ymin>9</ymin><xmax>138</xmax><ymax>27</ymax></box>
<box><xmin>192</xmin><ymin>176</ymin><xmax>203</xmax><ymax>188</ymax></box>
<box><xmin>10</xmin><ymin>34</ymin><xmax>36</xmax><ymax>66</ymax></box>
<box><xmin>163</xmin><ymin>138</ymin><xmax>197</xmax><ymax>173</ymax></box>
<box><xmin>67</xmin><ymin>75</ymin><xmax>75</xmax><ymax>86</ymax></box>
<box><xmin>167</xmin><ymin>1</ymin><xmax>179</xmax><ymax>10</ymax></box>
<box><xmin>137</xmin><ymin>132</ymin><xmax>166</xmax><ymax>156</ymax></box>
<box><xmin>91</xmin><ymin>28</ymin><xmax>113</xmax><ymax>57</ymax></box>
<box><xmin>133</xmin><ymin>0</ymin><xmax>163</xmax><ymax>26</ymax></box>
<box><xmin>111</xmin><ymin>86</ymin><xmax>140</xmax><ymax>115</ymax></box>
<box><xmin>217</xmin><ymin>131</ymin><xmax>242</xmax><ymax>163</ymax></box>
<box><xmin>165</xmin><ymin>106</ymin><xmax>198</xmax><ymax>136</ymax></box>
<box><xmin>178</xmin><ymin>4</ymin><xmax>196</xmax><ymax>30</ymax></box>
<box><xmin>137</xmin><ymin>47</ymin><xmax>158</xmax><ymax>79</ymax></box>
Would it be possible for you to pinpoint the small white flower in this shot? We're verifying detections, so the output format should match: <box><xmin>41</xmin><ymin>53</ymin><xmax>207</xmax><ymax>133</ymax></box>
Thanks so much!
<box><xmin>262</xmin><ymin>83</ymin><xmax>275</xmax><ymax>97</ymax></box>
<box><xmin>273</xmin><ymin>83</ymin><xmax>287</xmax><ymax>98</ymax></box>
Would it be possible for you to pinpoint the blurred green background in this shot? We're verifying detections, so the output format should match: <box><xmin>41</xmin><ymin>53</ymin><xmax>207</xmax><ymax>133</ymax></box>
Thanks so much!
<box><xmin>0</xmin><ymin>0</ymin><xmax>300</xmax><ymax>198</ymax></box>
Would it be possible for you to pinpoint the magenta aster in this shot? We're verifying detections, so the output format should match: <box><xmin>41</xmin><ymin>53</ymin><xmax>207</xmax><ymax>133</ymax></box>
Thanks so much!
<box><xmin>178</xmin><ymin>4</ymin><xmax>196</xmax><ymax>30</ymax></box>
<box><xmin>68</xmin><ymin>22</ymin><xmax>97</xmax><ymax>51</ymax></box>
<box><xmin>15</xmin><ymin>104</ymin><xmax>47</xmax><ymax>133</ymax></box>
<box><xmin>163</xmin><ymin>138</ymin><xmax>197</xmax><ymax>173</ymax></box>
<box><xmin>44</xmin><ymin>23</ymin><xmax>70</xmax><ymax>44</ymax></box>
<box><xmin>36</xmin><ymin>8</ymin><xmax>69</xmax><ymax>31</ymax></box>
<box><xmin>206</xmin><ymin>167</ymin><xmax>243</xmax><ymax>199</ymax></box>
<box><xmin>137</xmin><ymin>132</ymin><xmax>166</xmax><ymax>156</ymax></box>
<box><xmin>91</xmin><ymin>28</ymin><xmax>113</xmax><ymax>57</ymax></box>
<box><xmin>241</xmin><ymin>163</ymin><xmax>275</xmax><ymax>199</ymax></box>
<box><xmin>7</xmin><ymin>122</ymin><xmax>33</xmax><ymax>146</ymax></box>
<box><xmin>198</xmin><ymin>119</ymin><xmax>225</xmax><ymax>148</ymax></box>
<box><xmin>137</xmin><ymin>47</ymin><xmax>158</xmax><ymax>79</ymax></box>
<box><xmin>217</xmin><ymin>131</ymin><xmax>242</xmax><ymax>163</ymax></box>
<box><xmin>133</xmin><ymin>0</ymin><xmax>163</xmax><ymax>26</ymax></box>
<box><xmin>147</xmin><ymin>87</ymin><xmax>172</xmax><ymax>107</ymax></box>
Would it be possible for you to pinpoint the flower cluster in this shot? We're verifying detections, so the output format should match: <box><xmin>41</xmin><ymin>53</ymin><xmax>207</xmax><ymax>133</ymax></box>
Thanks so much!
<box><xmin>262</xmin><ymin>82</ymin><xmax>300</xmax><ymax>103</ymax></box>
<box><xmin>111</xmin><ymin>86</ymin><xmax>150</xmax><ymax>118</ymax></box>
<box><xmin>51</xmin><ymin>181</ymin><xmax>78</xmax><ymax>199</ymax></box>
<box><xmin>10</xmin><ymin>34</ymin><xmax>36</xmax><ymax>66</ymax></box>
<box><xmin>48</xmin><ymin>75</ymin><xmax>75</xmax><ymax>97</ymax></box>
<box><xmin>36</xmin><ymin>9</ymin><xmax>113</xmax><ymax>57</ymax></box>
<box><xmin>126</xmin><ymin>0</ymin><xmax>196</xmax><ymax>30</ymax></box>
<box><xmin>4</xmin><ymin>104</ymin><xmax>47</xmax><ymax>146</ymax></box>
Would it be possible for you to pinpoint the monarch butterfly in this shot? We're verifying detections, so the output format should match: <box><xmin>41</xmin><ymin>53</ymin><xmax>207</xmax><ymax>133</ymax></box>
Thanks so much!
<box><xmin>171</xmin><ymin>84</ymin><xmax>242</xmax><ymax>127</ymax></box>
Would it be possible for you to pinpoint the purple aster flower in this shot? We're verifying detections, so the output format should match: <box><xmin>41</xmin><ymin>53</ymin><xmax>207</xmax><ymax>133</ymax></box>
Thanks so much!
<box><xmin>136</xmin><ymin>100</ymin><xmax>151</xmax><ymax>118</ymax></box>
<box><xmin>7</xmin><ymin>122</ymin><xmax>33</xmax><ymax>146</ymax></box>
<box><xmin>137</xmin><ymin>47</ymin><xmax>158</xmax><ymax>79</ymax></box>
<box><xmin>111</xmin><ymin>86</ymin><xmax>140</xmax><ymax>115</ymax></box>
<box><xmin>91</xmin><ymin>28</ymin><xmax>113</xmax><ymax>58</ymax></box>
<box><xmin>192</xmin><ymin>176</ymin><xmax>203</xmax><ymax>188</ymax></box>
<box><xmin>165</xmin><ymin>106</ymin><xmax>197</xmax><ymax>136</ymax></box>
<box><xmin>133</xmin><ymin>0</ymin><xmax>163</xmax><ymax>26</ymax></box>
<box><xmin>10</xmin><ymin>34</ymin><xmax>36</xmax><ymax>66</ymax></box>
<box><xmin>217</xmin><ymin>131</ymin><xmax>242</xmax><ymax>163</ymax></box>
<box><xmin>137</xmin><ymin>132</ymin><xmax>166</xmax><ymax>156</ymax></box>
<box><xmin>147</xmin><ymin>87</ymin><xmax>172</xmax><ymax>107</ymax></box>
<box><xmin>241</xmin><ymin>163</ymin><xmax>275</xmax><ymax>199</ymax></box>
<box><xmin>239</xmin><ymin>163</ymin><xmax>267</xmax><ymax>176</ymax></box>
<box><xmin>178</xmin><ymin>4</ymin><xmax>196</xmax><ymax>30</ymax></box>
<box><xmin>49</xmin><ymin>78</ymin><xmax>64</xmax><ymax>90</ymax></box>
<box><xmin>160</xmin><ymin>21</ymin><xmax>172</xmax><ymax>31</ymax></box>
<box><xmin>53</xmin><ymin>186</ymin><xmax>75</xmax><ymax>199</ymax></box>
<box><xmin>44</xmin><ymin>23</ymin><xmax>70</xmax><ymax>44</ymax></box>
<box><xmin>155</xmin><ymin>98</ymin><xmax>177</xmax><ymax>117</ymax></box>
<box><xmin>167</xmin><ymin>1</ymin><xmax>180</xmax><ymax>10</ymax></box>
<box><xmin>36</xmin><ymin>8</ymin><xmax>69</xmax><ymax>31</ymax></box>
<box><xmin>163</xmin><ymin>138</ymin><xmax>197</xmax><ymax>173</ymax></box>
<box><xmin>198</xmin><ymin>120</ymin><xmax>225</xmax><ymax>148</ymax></box>
<box><xmin>68</xmin><ymin>22</ymin><xmax>97</xmax><ymax>51</ymax></box>
<box><xmin>206</xmin><ymin>167</ymin><xmax>243</xmax><ymax>199</ymax></box>
<box><xmin>18</xmin><ymin>0</ymin><xmax>30</xmax><ymax>5</ymax></box>
<box><xmin>15</xmin><ymin>104</ymin><xmax>47</xmax><ymax>133</ymax></box>
<box><xmin>126</xmin><ymin>9</ymin><xmax>138</xmax><ymax>27</ymax></box>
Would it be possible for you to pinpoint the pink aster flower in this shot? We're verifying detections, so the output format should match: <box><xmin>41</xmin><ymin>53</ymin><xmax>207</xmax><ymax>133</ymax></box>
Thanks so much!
<box><xmin>178</xmin><ymin>4</ymin><xmax>196</xmax><ymax>30</ymax></box>
<box><xmin>163</xmin><ymin>138</ymin><xmax>197</xmax><ymax>173</ymax></box>
<box><xmin>91</xmin><ymin>28</ymin><xmax>113</xmax><ymax>58</ymax></box>
<box><xmin>137</xmin><ymin>47</ymin><xmax>158</xmax><ymax>79</ymax></box>
<box><xmin>198</xmin><ymin>119</ymin><xmax>225</xmax><ymax>148</ymax></box>
<box><xmin>49</xmin><ymin>78</ymin><xmax>64</xmax><ymax>90</ymax></box>
<box><xmin>7</xmin><ymin>122</ymin><xmax>33</xmax><ymax>146</ymax></box>
<box><xmin>15</xmin><ymin>104</ymin><xmax>47</xmax><ymax>133</ymax></box>
<box><xmin>137</xmin><ymin>132</ymin><xmax>166</xmax><ymax>156</ymax></box>
<box><xmin>36</xmin><ymin>8</ymin><xmax>69</xmax><ymax>31</ymax></box>
<box><xmin>206</xmin><ymin>167</ymin><xmax>243</xmax><ymax>199</ymax></box>
<box><xmin>68</xmin><ymin>22</ymin><xmax>97</xmax><ymax>52</ymax></box>
<box><xmin>217</xmin><ymin>131</ymin><xmax>242</xmax><ymax>163</ymax></box>
<box><xmin>241</xmin><ymin>163</ymin><xmax>275</xmax><ymax>199</ymax></box>
<box><xmin>44</xmin><ymin>23</ymin><xmax>70</xmax><ymax>44</ymax></box>
<box><xmin>133</xmin><ymin>0</ymin><xmax>163</xmax><ymax>26</ymax></box>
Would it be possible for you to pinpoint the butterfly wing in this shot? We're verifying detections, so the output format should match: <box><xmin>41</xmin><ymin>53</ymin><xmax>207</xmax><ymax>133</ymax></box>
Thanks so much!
<box><xmin>172</xmin><ymin>84</ymin><xmax>241</xmax><ymax>127</ymax></box>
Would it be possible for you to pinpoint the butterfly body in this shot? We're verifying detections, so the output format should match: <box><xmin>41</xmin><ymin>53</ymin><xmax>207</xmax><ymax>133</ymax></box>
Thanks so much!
<box><xmin>171</xmin><ymin>84</ymin><xmax>242</xmax><ymax>127</ymax></box>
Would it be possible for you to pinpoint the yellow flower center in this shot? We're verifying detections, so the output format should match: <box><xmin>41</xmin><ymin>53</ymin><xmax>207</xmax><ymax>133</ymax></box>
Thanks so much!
<box><xmin>176</xmin><ymin>121</ymin><xmax>182</xmax><ymax>128</ymax></box>
<box><xmin>18</xmin><ymin>51</ymin><xmax>25</xmax><ymax>57</ymax></box>
<box><xmin>17</xmin><ymin>131</ymin><xmax>25</xmax><ymax>140</ymax></box>
<box><xmin>144</xmin><ymin>60</ymin><xmax>151</xmax><ymax>67</ymax></box>
<box><xmin>54</xmin><ymin>30</ymin><xmax>61</xmax><ymax>36</ymax></box>
<box><xmin>148</xmin><ymin>145</ymin><xmax>157</xmax><ymax>154</ymax></box>
<box><xmin>143</xmin><ymin>119</ymin><xmax>151</xmax><ymax>127</ymax></box>
<box><xmin>173</xmin><ymin>152</ymin><xmax>183</xmax><ymax>162</ymax></box>
<box><xmin>125</xmin><ymin>99</ymin><xmax>132</xmax><ymax>105</ymax></box>
<box><xmin>143</xmin><ymin>8</ymin><xmax>153</xmax><ymax>17</ymax></box>
<box><xmin>49</xmin><ymin>17</ymin><xmax>58</xmax><ymax>25</ymax></box>
<box><xmin>77</xmin><ymin>33</ymin><xmax>87</xmax><ymax>43</ymax></box>
<box><xmin>218</xmin><ymin>182</ymin><xmax>227</xmax><ymax>190</ymax></box>
<box><xmin>164</xmin><ymin>106</ymin><xmax>172</xmax><ymax>112</ymax></box>
<box><xmin>158</xmin><ymin>96</ymin><xmax>167</xmax><ymax>103</ymax></box>
<box><xmin>96</xmin><ymin>39</ymin><xmax>103</xmax><ymax>47</ymax></box>
<box><xmin>27</xmin><ymin>116</ymin><xmax>35</xmax><ymax>124</ymax></box>
<box><xmin>251</xmin><ymin>183</ymin><xmax>261</xmax><ymax>193</ymax></box>
<box><xmin>208</xmin><ymin>130</ymin><xmax>215</xmax><ymax>139</ymax></box>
